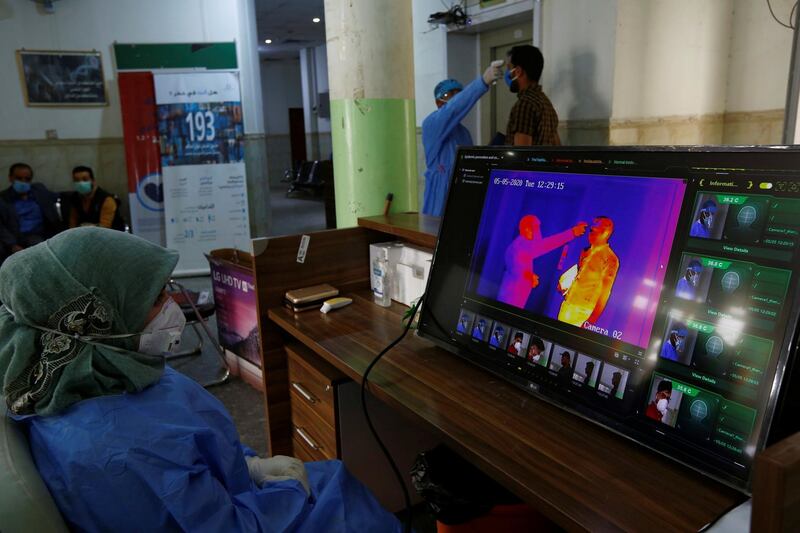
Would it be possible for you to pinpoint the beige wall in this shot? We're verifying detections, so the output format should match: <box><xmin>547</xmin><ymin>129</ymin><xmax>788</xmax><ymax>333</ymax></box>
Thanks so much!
<box><xmin>556</xmin><ymin>0</ymin><xmax>792</xmax><ymax>146</ymax></box>
<box><xmin>542</xmin><ymin>0</ymin><xmax>617</xmax><ymax>123</ymax></box>
<box><xmin>727</xmin><ymin>0</ymin><xmax>795</xmax><ymax>113</ymax></box>
<box><xmin>613</xmin><ymin>0</ymin><xmax>733</xmax><ymax>120</ymax></box>
<box><xmin>559</xmin><ymin>109</ymin><xmax>785</xmax><ymax>147</ymax></box>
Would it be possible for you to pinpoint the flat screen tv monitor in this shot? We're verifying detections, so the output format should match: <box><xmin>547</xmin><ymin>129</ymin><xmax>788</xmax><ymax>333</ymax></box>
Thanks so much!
<box><xmin>417</xmin><ymin>146</ymin><xmax>800</xmax><ymax>492</ymax></box>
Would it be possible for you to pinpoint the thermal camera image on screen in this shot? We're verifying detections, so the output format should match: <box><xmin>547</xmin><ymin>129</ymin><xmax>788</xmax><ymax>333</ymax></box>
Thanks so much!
<box><xmin>468</xmin><ymin>170</ymin><xmax>686</xmax><ymax>348</ymax></box>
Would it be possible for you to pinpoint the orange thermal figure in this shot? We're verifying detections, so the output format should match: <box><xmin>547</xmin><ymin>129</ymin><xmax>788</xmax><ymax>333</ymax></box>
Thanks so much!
<box><xmin>497</xmin><ymin>214</ymin><xmax>586</xmax><ymax>308</ymax></box>
<box><xmin>558</xmin><ymin>216</ymin><xmax>619</xmax><ymax>326</ymax></box>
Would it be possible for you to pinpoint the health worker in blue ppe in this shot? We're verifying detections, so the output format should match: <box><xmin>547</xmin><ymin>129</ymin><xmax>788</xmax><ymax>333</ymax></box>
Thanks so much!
<box><xmin>421</xmin><ymin>62</ymin><xmax>503</xmax><ymax>216</ymax></box>
<box><xmin>0</xmin><ymin>227</ymin><xmax>402</xmax><ymax>533</ymax></box>
<box><xmin>660</xmin><ymin>327</ymin><xmax>688</xmax><ymax>362</ymax></box>
<box><xmin>690</xmin><ymin>199</ymin><xmax>718</xmax><ymax>239</ymax></box>
<box><xmin>675</xmin><ymin>260</ymin><xmax>703</xmax><ymax>301</ymax></box>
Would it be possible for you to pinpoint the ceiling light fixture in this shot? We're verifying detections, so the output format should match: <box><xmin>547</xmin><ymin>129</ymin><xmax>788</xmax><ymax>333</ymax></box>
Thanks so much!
<box><xmin>312</xmin><ymin>17</ymin><xmax>321</xmax><ymax>23</ymax></box>
<box><xmin>264</xmin><ymin>39</ymin><xmax>272</xmax><ymax>44</ymax></box>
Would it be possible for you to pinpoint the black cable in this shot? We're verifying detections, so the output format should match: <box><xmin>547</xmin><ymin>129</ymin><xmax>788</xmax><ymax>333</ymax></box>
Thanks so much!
<box><xmin>360</xmin><ymin>295</ymin><xmax>424</xmax><ymax>533</ymax></box>
<box><xmin>767</xmin><ymin>0</ymin><xmax>795</xmax><ymax>29</ymax></box>
<box><xmin>792</xmin><ymin>1</ymin><xmax>799</xmax><ymax>28</ymax></box>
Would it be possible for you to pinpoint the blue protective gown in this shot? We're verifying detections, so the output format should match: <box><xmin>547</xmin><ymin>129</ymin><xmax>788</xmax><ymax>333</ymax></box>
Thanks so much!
<box><xmin>660</xmin><ymin>342</ymin><xmax>680</xmax><ymax>362</ymax></box>
<box><xmin>14</xmin><ymin>367</ymin><xmax>402</xmax><ymax>533</ymax></box>
<box><xmin>421</xmin><ymin>76</ymin><xmax>489</xmax><ymax>216</ymax></box>
<box><xmin>675</xmin><ymin>277</ymin><xmax>696</xmax><ymax>300</ymax></box>
<box><xmin>689</xmin><ymin>220</ymin><xmax>711</xmax><ymax>239</ymax></box>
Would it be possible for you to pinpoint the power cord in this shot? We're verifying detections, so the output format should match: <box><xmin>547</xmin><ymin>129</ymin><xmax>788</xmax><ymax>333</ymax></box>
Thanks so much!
<box><xmin>767</xmin><ymin>0</ymin><xmax>799</xmax><ymax>29</ymax></box>
<box><xmin>360</xmin><ymin>295</ymin><xmax>425</xmax><ymax>533</ymax></box>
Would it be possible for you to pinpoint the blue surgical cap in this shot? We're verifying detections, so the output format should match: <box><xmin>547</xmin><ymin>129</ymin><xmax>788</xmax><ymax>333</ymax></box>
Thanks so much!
<box><xmin>434</xmin><ymin>79</ymin><xmax>463</xmax><ymax>100</ymax></box>
<box><xmin>671</xmin><ymin>327</ymin><xmax>688</xmax><ymax>337</ymax></box>
<box><xmin>701</xmin><ymin>199</ymin><xmax>718</xmax><ymax>213</ymax></box>
<box><xmin>688</xmin><ymin>260</ymin><xmax>703</xmax><ymax>272</ymax></box>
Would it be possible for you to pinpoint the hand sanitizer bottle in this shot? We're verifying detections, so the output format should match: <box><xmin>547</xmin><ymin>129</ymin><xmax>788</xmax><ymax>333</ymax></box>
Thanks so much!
<box><xmin>372</xmin><ymin>256</ymin><xmax>392</xmax><ymax>307</ymax></box>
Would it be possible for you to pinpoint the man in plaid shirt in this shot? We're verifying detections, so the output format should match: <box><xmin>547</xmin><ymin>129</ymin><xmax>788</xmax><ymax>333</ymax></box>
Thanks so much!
<box><xmin>504</xmin><ymin>45</ymin><xmax>561</xmax><ymax>146</ymax></box>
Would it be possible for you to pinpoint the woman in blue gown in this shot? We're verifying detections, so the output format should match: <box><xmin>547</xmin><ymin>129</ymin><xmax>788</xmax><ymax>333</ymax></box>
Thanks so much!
<box><xmin>0</xmin><ymin>227</ymin><xmax>402</xmax><ymax>532</ymax></box>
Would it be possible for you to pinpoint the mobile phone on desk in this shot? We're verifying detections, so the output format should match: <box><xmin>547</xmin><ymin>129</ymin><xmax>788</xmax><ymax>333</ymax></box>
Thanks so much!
<box><xmin>284</xmin><ymin>284</ymin><xmax>339</xmax><ymax>312</ymax></box>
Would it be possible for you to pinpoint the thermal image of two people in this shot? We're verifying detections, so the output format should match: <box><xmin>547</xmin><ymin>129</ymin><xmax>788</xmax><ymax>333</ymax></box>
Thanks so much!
<box><xmin>498</xmin><ymin>215</ymin><xmax>620</xmax><ymax>329</ymax></box>
<box><xmin>470</xmin><ymin>170</ymin><xmax>685</xmax><ymax>348</ymax></box>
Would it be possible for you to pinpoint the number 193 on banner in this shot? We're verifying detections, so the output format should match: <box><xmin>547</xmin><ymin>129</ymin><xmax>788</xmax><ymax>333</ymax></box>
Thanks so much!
<box><xmin>158</xmin><ymin>101</ymin><xmax>244</xmax><ymax>167</ymax></box>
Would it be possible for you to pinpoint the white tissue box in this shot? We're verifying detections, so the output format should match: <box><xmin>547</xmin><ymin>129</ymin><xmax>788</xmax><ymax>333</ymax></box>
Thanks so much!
<box><xmin>395</xmin><ymin>244</ymin><xmax>432</xmax><ymax>306</ymax></box>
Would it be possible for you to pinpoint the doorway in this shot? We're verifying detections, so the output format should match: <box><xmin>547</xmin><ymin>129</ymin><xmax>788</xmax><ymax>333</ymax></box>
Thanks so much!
<box><xmin>288</xmin><ymin>107</ymin><xmax>307</xmax><ymax>164</ymax></box>
<box><xmin>479</xmin><ymin>23</ymin><xmax>532</xmax><ymax>144</ymax></box>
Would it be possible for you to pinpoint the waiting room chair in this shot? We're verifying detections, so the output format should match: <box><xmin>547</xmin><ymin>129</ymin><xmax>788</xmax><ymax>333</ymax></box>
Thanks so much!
<box><xmin>166</xmin><ymin>279</ymin><xmax>230</xmax><ymax>387</ymax></box>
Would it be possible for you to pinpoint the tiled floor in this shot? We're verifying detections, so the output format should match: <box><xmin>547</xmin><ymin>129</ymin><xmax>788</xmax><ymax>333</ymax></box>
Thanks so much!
<box><xmin>269</xmin><ymin>184</ymin><xmax>327</xmax><ymax>237</ymax></box>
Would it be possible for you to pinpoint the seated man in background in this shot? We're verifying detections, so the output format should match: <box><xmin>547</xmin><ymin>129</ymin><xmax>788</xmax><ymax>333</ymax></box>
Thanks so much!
<box><xmin>0</xmin><ymin>227</ymin><xmax>402</xmax><ymax>532</ymax></box>
<box><xmin>0</xmin><ymin>162</ymin><xmax>61</xmax><ymax>254</ymax></box>
<box><xmin>68</xmin><ymin>165</ymin><xmax>125</xmax><ymax>230</ymax></box>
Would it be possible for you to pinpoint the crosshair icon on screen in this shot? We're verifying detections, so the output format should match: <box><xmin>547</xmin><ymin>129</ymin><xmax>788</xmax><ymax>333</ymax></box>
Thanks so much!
<box><xmin>737</xmin><ymin>205</ymin><xmax>757</xmax><ymax>227</ymax></box>
<box><xmin>721</xmin><ymin>271</ymin><xmax>741</xmax><ymax>293</ymax></box>
<box><xmin>705</xmin><ymin>336</ymin><xmax>724</xmax><ymax>357</ymax></box>
<box><xmin>690</xmin><ymin>399</ymin><xmax>709</xmax><ymax>421</ymax></box>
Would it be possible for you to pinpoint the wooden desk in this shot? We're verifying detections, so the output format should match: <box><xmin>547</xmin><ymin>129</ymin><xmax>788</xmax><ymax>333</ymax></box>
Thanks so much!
<box><xmin>268</xmin><ymin>289</ymin><xmax>741</xmax><ymax>532</ymax></box>
<box><xmin>357</xmin><ymin>213</ymin><xmax>441</xmax><ymax>249</ymax></box>
<box><xmin>252</xmin><ymin>214</ymin><xmax>796</xmax><ymax>531</ymax></box>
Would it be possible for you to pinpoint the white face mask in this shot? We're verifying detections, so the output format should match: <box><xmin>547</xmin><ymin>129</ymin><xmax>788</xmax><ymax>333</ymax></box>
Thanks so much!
<box><xmin>138</xmin><ymin>298</ymin><xmax>186</xmax><ymax>356</ymax></box>
<box><xmin>656</xmin><ymin>398</ymin><xmax>669</xmax><ymax>414</ymax></box>
<box><xmin>514</xmin><ymin>341</ymin><xmax>522</xmax><ymax>351</ymax></box>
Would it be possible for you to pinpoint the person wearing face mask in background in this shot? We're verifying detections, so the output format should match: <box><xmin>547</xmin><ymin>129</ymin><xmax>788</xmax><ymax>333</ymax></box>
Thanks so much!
<box><xmin>504</xmin><ymin>45</ymin><xmax>561</xmax><ymax>147</ymax></box>
<box><xmin>421</xmin><ymin>61</ymin><xmax>503</xmax><ymax>216</ymax></box>
<box><xmin>646</xmin><ymin>380</ymin><xmax>673</xmax><ymax>424</ymax></box>
<box><xmin>67</xmin><ymin>165</ymin><xmax>126</xmax><ymax>231</ymax></box>
<box><xmin>0</xmin><ymin>227</ymin><xmax>403</xmax><ymax>532</ymax></box>
<box><xmin>0</xmin><ymin>163</ymin><xmax>61</xmax><ymax>261</ymax></box>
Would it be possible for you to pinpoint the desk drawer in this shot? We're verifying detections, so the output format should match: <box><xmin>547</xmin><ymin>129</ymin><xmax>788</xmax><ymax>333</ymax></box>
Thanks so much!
<box><xmin>292</xmin><ymin>435</ymin><xmax>325</xmax><ymax>463</ymax></box>
<box><xmin>291</xmin><ymin>399</ymin><xmax>337</xmax><ymax>460</ymax></box>
<box><xmin>287</xmin><ymin>345</ymin><xmax>343</xmax><ymax>428</ymax></box>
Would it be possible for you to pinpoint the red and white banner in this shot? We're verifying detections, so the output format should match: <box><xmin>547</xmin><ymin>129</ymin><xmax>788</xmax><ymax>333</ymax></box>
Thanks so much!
<box><xmin>118</xmin><ymin>72</ymin><xmax>166</xmax><ymax>246</ymax></box>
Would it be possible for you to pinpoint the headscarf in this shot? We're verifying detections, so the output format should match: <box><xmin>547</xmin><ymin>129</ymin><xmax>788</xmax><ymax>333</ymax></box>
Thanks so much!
<box><xmin>0</xmin><ymin>227</ymin><xmax>178</xmax><ymax>416</ymax></box>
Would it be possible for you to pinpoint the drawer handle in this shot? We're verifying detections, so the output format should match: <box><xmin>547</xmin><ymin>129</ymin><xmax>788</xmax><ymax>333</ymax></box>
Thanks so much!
<box><xmin>291</xmin><ymin>382</ymin><xmax>318</xmax><ymax>404</ymax></box>
<box><xmin>295</xmin><ymin>426</ymin><xmax>321</xmax><ymax>450</ymax></box>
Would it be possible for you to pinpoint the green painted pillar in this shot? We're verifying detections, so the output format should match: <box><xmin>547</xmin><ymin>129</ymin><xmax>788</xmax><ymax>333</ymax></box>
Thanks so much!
<box><xmin>324</xmin><ymin>0</ymin><xmax>418</xmax><ymax>227</ymax></box>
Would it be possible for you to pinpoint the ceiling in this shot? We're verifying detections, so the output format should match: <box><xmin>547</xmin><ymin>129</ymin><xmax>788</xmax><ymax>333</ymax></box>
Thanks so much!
<box><xmin>255</xmin><ymin>0</ymin><xmax>326</xmax><ymax>60</ymax></box>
